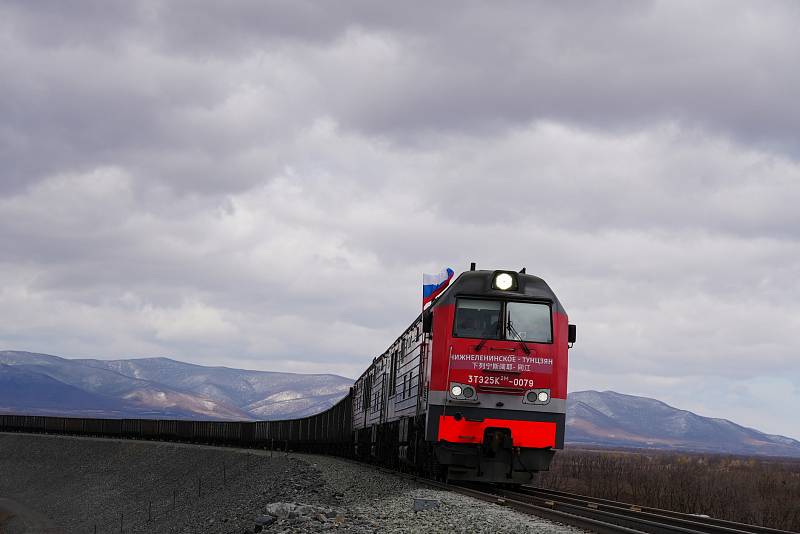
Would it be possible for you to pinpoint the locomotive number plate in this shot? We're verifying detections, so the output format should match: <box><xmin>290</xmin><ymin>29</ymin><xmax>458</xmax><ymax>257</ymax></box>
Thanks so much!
<box><xmin>466</xmin><ymin>375</ymin><xmax>535</xmax><ymax>388</ymax></box>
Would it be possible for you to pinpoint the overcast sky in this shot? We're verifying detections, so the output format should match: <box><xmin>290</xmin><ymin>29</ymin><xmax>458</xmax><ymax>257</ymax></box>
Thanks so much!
<box><xmin>1</xmin><ymin>1</ymin><xmax>799</xmax><ymax>438</ymax></box>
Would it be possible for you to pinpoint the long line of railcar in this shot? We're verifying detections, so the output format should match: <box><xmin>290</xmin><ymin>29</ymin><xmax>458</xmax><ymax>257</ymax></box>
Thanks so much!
<box><xmin>0</xmin><ymin>395</ymin><xmax>352</xmax><ymax>454</ymax></box>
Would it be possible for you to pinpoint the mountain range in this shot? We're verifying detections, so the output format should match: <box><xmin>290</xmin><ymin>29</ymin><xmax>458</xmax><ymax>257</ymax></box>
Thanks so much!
<box><xmin>0</xmin><ymin>351</ymin><xmax>352</xmax><ymax>420</ymax></box>
<box><xmin>566</xmin><ymin>390</ymin><xmax>800</xmax><ymax>457</ymax></box>
<box><xmin>2</xmin><ymin>350</ymin><xmax>799</xmax><ymax>457</ymax></box>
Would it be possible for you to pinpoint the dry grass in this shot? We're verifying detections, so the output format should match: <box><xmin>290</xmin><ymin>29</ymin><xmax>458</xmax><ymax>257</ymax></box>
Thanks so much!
<box><xmin>536</xmin><ymin>447</ymin><xmax>800</xmax><ymax>531</ymax></box>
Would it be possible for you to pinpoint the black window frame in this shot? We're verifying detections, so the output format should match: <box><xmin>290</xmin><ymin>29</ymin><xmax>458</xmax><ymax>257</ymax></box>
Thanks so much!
<box><xmin>451</xmin><ymin>296</ymin><xmax>554</xmax><ymax>345</ymax></box>
<box><xmin>362</xmin><ymin>374</ymin><xmax>372</xmax><ymax>411</ymax></box>
<box><xmin>388</xmin><ymin>349</ymin><xmax>398</xmax><ymax>397</ymax></box>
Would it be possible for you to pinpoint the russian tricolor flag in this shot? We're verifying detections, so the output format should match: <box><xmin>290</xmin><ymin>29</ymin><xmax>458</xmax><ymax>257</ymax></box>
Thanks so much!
<box><xmin>423</xmin><ymin>268</ymin><xmax>455</xmax><ymax>306</ymax></box>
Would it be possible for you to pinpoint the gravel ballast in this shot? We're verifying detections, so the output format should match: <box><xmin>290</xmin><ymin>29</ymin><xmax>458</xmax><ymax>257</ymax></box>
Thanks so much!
<box><xmin>0</xmin><ymin>433</ymin><xmax>586</xmax><ymax>533</ymax></box>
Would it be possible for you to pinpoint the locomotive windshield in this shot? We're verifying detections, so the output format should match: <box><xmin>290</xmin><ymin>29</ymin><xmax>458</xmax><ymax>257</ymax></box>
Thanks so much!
<box><xmin>454</xmin><ymin>299</ymin><xmax>502</xmax><ymax>339</ymax></box>
<box><xmin>454</xmin><ymin>298</ymin><xmax>552</xmax><ymax>342</ymax></box>
<box><xmin>506</xmin><ymin>301</ymin><xmax>552</xmax><ymax>343</ymax></box>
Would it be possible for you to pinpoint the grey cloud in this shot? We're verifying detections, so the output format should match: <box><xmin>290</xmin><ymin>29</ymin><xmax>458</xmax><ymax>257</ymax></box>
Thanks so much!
<box><xmin>4</xmin><ymin>0</ymin><xmax>800</xmax><ymax>197</ymax></box>
<box><xmin>296</xmin><ymin>1</ymin><xmax>800</xmax><ymax>149</ymax></box>
<box><xmin>2</xmin><ymin>1</ymin><xmax>144</xmax><ymax>50</ymax></box>
<box><xmin>1</xmin><ymin>1</ymin><xmax>799</xmax><ymax>436</ymax></box>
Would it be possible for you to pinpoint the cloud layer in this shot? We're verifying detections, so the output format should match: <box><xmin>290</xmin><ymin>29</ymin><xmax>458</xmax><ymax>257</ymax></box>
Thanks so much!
<box><xmin>1</xmin><ymin>1</ymin><xmax>798</xmax><ymax>437</ymax></box>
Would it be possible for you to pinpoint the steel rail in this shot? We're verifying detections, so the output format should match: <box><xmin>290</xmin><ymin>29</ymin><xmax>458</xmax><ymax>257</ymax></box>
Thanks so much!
<box><xmin>521</xmin><ymin>487</ymin><xmax>794</xmax><ymax>534</ymax></box>
<box><xmin>486</xmin><ymin>486</ymin><xmax>797</xmax><ymax>534</ymax></box>
<box><xmin>431</xmin><ymin>481</ymin><xmax>650</xmax><ymax>534</ymax></box>
<box><xmin>333</xmin><ymin>459</ymin><xmax>646</xmax><ymax>534</ymax></box>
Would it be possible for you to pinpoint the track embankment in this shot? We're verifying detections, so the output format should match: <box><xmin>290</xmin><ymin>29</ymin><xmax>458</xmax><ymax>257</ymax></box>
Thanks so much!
<box><xmin>0</xmin><ymin>433</ymin><xmax>587</xmax><ymax>534</ymax></box>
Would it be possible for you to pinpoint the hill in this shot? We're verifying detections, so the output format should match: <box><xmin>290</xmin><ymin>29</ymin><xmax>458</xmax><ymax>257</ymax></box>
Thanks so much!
<box><xmin>0</xmin><ymin>351</ymin><xmax>351</xmax><ymax>420</ymax></box>
<box><xmin>567</xmin><ymin>390</ymin><xmax>800</xmax><ymax>457</ymax></box>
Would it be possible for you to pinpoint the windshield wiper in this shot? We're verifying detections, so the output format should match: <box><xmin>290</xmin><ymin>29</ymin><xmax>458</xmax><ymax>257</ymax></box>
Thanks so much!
<box><xmin>506</xmin><ymin>319</ymin><xmax>531</xmax><ymax>355</ymax></box>
<box><xmin>475</xmin><ymin>319</ymin><xmax>501</xmax><ymax>352</ymax></box>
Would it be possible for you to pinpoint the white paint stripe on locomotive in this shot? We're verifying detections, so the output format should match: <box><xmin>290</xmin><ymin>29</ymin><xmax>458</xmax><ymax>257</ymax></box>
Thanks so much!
<box><xmin>426</xmin><ymin>392</ymin><xmax>567</xmax><ymax>414</ymax></box>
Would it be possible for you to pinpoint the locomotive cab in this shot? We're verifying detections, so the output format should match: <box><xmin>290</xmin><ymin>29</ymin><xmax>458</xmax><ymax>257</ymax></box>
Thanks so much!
<box><xmin>424</xmin><ymin>269</ymin><xmax>573</xmax><ymax>484</ymax></box>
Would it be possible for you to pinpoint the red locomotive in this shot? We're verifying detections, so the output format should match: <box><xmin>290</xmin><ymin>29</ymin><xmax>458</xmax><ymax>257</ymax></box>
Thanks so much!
<box><xmin>352</xmin><ymin>265</ymin><xmax>575</xmax><ymax>483</ymax></box>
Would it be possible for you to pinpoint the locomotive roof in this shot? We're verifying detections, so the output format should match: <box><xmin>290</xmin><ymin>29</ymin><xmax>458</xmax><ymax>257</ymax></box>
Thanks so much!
<box><xmin>433</xmin><ymin>269</ymin><xmax>565</xmax><ymax>314</ymax></box>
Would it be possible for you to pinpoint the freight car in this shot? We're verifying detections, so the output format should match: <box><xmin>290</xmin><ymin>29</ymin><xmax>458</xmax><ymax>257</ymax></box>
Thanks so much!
<box><xmin>0</xmin><ymin>265</ymin><xmax>574</xmax><ymax>485</ymax></box>
<box><xmin>0</xmin><ymin>396</ymin><xmax>352</xmax><ymax>454</ymax></box>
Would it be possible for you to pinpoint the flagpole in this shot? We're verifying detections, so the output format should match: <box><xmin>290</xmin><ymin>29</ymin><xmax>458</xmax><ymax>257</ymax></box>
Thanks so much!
<box><xmin>422</xmin><ymin>271</ymin><xmax>432</xmax><ymax>314</ymax></box>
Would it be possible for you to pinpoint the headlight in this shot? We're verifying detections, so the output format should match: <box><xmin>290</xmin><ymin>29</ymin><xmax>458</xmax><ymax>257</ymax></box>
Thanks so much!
<box><xmin>449</xmin><ymin>383</ymin><xmax>477</xmax><ymax>401</ymax></box>
<box><xmin>523</xmin><ymin>388</ymin><xmax>551</xmax><ymax>405</ymax></box>
<box><xmin>494</xmin><ymin>272</ymin><xmax>513</xmax><ymax>290</ymax></box>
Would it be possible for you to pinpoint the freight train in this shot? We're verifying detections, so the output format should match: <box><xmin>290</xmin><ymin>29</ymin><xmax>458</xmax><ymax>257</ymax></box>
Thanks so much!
<box><xmin>0</xmin><ymin>266</ymin><xmax>574</xmax><ymax>485</ymax></box>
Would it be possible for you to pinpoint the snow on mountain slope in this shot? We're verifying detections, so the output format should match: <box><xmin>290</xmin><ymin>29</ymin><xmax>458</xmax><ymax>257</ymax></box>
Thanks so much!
<box><xmin>0</xmin><ymin>351</ymin><xmax>350</xmax><ymax>420</ymax></box>
<box><xmin>0</xmin><ymin>352</ymin><xmax>253</xmax><ymax>420</ymax></box>
<box><xmin>568</xmin><ymin>390</ymin><xmax>800</xmax><ymax>457</ymax></box>
<box><xmin>73</xmin><ymin>356</ymin><xmax>353</xmax><ymax>418</ymax></box>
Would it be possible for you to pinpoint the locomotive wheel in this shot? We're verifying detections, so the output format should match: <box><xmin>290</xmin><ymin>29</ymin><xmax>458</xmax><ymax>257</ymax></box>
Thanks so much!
<box><xmin>416</xmin><ymin>439</ymin><xmax>446</xmax><ymax>481</ymax></box>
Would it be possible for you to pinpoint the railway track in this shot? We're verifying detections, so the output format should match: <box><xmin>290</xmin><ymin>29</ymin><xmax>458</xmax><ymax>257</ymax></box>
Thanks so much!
<box><xmin>332</xmin><ymin>459</ymin><xmax>796</xmax><ymax>534</ymax></box>
<box><xmin>473</xmin><ymin>484</ymin><xmax>797</xmax><ymax>534</ymax></box>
